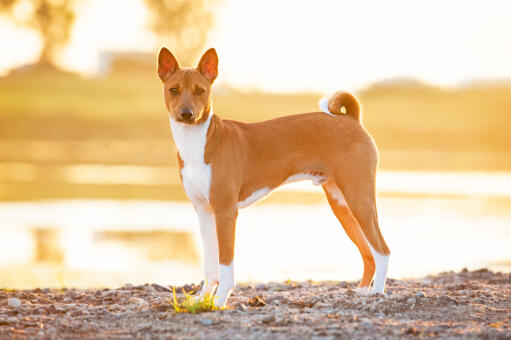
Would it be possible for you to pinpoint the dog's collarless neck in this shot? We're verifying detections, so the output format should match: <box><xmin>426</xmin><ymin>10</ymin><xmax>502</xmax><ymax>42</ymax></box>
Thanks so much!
<box><xmin>170</xmin><ymin>112</ymin><xmax>212</xmax><ymax>165</ymax></box>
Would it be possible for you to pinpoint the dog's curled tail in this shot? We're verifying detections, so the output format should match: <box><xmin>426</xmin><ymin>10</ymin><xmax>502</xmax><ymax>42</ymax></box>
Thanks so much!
<box><xmin>319</xmin><ymin>91</ymin><xmax>361</xmax><ymax>121</ymax></box>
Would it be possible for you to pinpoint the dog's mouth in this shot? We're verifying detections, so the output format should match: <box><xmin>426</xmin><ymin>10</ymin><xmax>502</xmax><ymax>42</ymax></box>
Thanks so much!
<box><xmin>172</xmin><ymin>112</ymin><xmax>196</xmax><ymax>124</ymax></box>
<box><xmin>176</xmin><ymin>117</ymin><xmax>194</xmax><ymax>124</ymax></box>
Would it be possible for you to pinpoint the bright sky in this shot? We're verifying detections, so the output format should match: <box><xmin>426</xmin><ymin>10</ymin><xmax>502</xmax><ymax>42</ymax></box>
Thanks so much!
<box><xmin>1</xmin><ymin>0</ymin><xmax>511</xmax><ymax>92</ymax></box>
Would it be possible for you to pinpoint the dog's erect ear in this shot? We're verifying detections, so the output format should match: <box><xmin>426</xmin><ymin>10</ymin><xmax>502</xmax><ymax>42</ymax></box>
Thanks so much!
<box><xmin>197</xmin><ymin>48</ymin><xmax>218</xmax><ymax>83</ymax></box>
<box><xmin>158</xmin><ymin>48</ymin><xmax>179</xmax><ymax>82</ymax></box>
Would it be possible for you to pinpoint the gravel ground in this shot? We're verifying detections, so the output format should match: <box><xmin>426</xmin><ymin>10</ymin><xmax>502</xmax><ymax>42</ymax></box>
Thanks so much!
<box><xmin>0</xmin><ymin>268</ymin><xmax>509</xmax><ymax>339</ymax></box>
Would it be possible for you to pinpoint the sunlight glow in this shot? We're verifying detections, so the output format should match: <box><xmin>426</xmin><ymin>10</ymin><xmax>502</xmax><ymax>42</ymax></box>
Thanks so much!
<box><xmin>58</xmin><ymin>0</ymin><xmax>154</xmax><ymax>75</ymax></box>
<box><xmin>210</xmin><ymin>0</ymin><xmax>511</xmax><ymax>91</ymax></box>
<box><xmin>1</xmin><ymin>0</ymin><xmax>511</xmax><ymax>90</ymax></box>
<box><xmin>0</xmin><ymin>19</ymin><xmax>41</xmax><ymax>76</ymax></box>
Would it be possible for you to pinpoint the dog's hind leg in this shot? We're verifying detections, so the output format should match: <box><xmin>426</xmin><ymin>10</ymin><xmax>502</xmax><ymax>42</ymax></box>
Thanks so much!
<box><xmin>334</xmin><ymin>174</ymin><xmax>390</xmax><ymax>294</ymax></box>
<box><xmin>322</xmin><ymin>181</ymin><xmax>375</xmax><ymax>293</ymax></box>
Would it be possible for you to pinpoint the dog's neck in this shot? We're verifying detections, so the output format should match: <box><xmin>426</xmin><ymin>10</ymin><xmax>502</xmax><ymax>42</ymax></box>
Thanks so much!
<box><xmin>169</xmin><ymin>108</ymin><xmax>213</xmax><ymax>165</ymax></box>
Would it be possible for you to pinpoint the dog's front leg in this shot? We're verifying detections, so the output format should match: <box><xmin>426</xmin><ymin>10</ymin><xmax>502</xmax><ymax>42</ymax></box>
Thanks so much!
<box><xmin>194</xmin><ymin>204</ymin><xmax>219</xmax><ymax>297</ymax></box>
<box><xmin>212</xmin><ymin>206</ymin><xmax>238</xmax><ymax>308</ymax></box>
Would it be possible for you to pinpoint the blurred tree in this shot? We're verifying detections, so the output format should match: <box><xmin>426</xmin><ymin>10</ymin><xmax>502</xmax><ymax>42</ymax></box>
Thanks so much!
<box><xmin>144</xmin><ymin>0</ymin><xmax>215</xmax><ymax>65</ymax></box>
<box><xmin>0</xmin><ymin>0</ymin><xmax>75</xmax><ymax>67</ymax></box>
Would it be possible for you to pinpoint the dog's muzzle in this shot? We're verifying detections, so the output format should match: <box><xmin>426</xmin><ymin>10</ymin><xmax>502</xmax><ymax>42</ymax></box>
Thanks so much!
<box><xmin>180</xmin><ymin>110</ymin><xmax>193</xmax><ymax>121</ymax></box>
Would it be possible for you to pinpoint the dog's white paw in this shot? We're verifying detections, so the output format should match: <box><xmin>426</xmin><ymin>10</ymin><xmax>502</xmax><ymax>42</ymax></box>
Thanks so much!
<box><xmin>198</xmin><ymin>279</ymin><xmax>218</xmax><ymax>298</ymax></box>
<box><xmin>213</xmin><ymin>294</ymin><xmax>228</xmax><ymax>308</ymax></box>
<box><xmin>213</xmin><ymin>284</ymin><xmax>234</xmax><ymax>308</ymax></box>
<box><xmin>370</xmin><ymin>286</ymin><xmax>385</xmax><ymax>294</ymax></box>
<box><xmin>354</xmin><ymin>286</ymin><xmax>371</xmax><ymax>295</ymax></box>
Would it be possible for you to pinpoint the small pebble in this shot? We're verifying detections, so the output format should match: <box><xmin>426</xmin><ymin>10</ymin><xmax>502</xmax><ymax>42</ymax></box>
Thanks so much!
<box><xmin>361</xmin><ymin>318</ymin><xmax>372</xmax><ymax>325</ymax></box>
<box><xmin>198</xmin><ymin>317</ymin><xmax>215</xmax><ymax>326</ymax></box>
<box><xmin>127</xmin><ymin>297</ymin><xmax>148</xmax><ymax>305</ymax></box>
<box><xmin>131</xmin><ymin>321</ymin><xmax>152</xmax><ymax>333</ymax></box>
<box><xmin>416</xmin><ymin>291</ymin><xmax>426</xmax><ymax>298</ymax></box>
<box><xmin>261</xmin><ymin>315</ymin><xmax>276</xmax><ymax>324</ymax></box>
<box><xmin>7</xmin><ymin>298</ymin><xmax>21</xmax><ymax>307</ymax></box>
<box><xmin>406</xmin><ymin>297</ymin><xmax>417</xmax><ymax>304</ymax></box>
<box><xmin>316</xmin><ymin>302</ymin><xmax>331</xmax><ymax>308</ymax></box>
<box><xmin>102</xmin><ymin>290</ymin><xmax>117</xmax><ymax>297</ymax></box>
<box><xmin>151</xmin><ymin>283</ymin><xmax>171</xmax><ymax>293</ymax></box>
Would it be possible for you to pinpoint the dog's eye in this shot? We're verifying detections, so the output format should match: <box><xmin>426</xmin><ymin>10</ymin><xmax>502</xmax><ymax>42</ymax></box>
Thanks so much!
<box><xmin>169</xmin><ymin>88</ymin><xmax>178</xmax><ymax>95</ymax></box>
<box><xmin>194</xmin><ymin>88</ymin><xmax>204</xmax><ymax>95</ymax></box>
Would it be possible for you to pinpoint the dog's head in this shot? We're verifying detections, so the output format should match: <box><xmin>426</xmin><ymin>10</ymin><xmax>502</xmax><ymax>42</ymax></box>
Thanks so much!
<box><xmin>157</xmin><ymin>48</ymin><xmax>218</xmax><ymax>124</ymax></box>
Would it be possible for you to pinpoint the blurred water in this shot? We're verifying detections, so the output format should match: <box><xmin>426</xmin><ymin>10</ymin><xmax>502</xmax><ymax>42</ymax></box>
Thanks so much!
<box><xmin>0</xmin><ymin>173</ymin><xmax>510</xmax><ymax>288</ymax></box>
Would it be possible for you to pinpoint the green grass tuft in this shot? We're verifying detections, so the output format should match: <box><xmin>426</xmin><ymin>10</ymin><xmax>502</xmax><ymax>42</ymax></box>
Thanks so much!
<box><xmin>170</xmin><ymin>287</ymin><xmax>224</xmax><ymax>314</ymax></box>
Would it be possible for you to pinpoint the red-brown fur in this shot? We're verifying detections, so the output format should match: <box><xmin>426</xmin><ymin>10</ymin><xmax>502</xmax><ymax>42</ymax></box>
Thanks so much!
<box><xmin>158</xmin><ymin>48</ymin><xmax>390</xmax><ymax>291</ymax></box>
<box><xmin>328</xmin><ymin>91</ymin><xmax>361</xmax><ymax>121</ymax></box>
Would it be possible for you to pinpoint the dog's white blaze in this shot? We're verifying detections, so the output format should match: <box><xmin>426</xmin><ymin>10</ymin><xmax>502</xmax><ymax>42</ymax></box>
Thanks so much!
<box><xmin>214</xmin><ymin>262</ymin><xmax>235</xmax><ymax>308</ymax></box>
<box><xmin>237</xmin><ymin>187</ymin><xmax>271</xmax><ymax>209</ymax></box>
<box><xmin>169</xmin><ymin>113</ymin><xmax>212</xmax><ymax>205</ymax></box>
<box><xmin>367</xmin><ymin>243</ymin><xmax>389</xmax><ymax>294</ymax></box>
<box><xmin>319</xmin><ymin>97</ymin><xmax>336</xmax><ymax>116</ymax></box>
<box><xmin>323</xmin><ymin>182</ymin><xmax>348</xmax><ymax>206</ymax></box>
<box><xmin>195</xmin><ymin>205</ymin><xmax>219</xmax><ymax>296</ymax></box>
<box><xmin>284</xmin><ymin>173</ymin><xmax>327</xmax><ymax>186</ymax></box>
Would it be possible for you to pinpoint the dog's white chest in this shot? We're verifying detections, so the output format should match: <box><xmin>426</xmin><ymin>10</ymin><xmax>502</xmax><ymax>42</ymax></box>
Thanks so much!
<box><xmin>181</xmin><ymin>163</ymin><xmax>211</xmax><ymax>204</ymax></box>
<box><xmin>170</xmin><ymin>115</ymin><xmax>212</xmax><ymax>206</ymax></box>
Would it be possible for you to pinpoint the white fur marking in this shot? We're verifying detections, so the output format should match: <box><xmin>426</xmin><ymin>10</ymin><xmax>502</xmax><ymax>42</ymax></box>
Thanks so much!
<box><xmin>237</xmin><ymin>187</ymin><xmax>271</xmax><ymax>209</ymax></box>
<box><xmin>195</xmin><ymin>205</ymin><xmax>219</xmax><ymax>297</ymax></box>
<box><xmin>238</xmin><ymin>173</ymin><xmax>328</xmax><ymax>208</ymax></box>
<box><xmin>324</xmin><ymin>182</ymin><xmax>348</xmax><ymax>206</ymax></box>
<box><xmin>319</xmin><ymin>97</ymin><xmax>336</xmax><ymax>116</ymax></box>
<box><xmin>214</xmin><ymin>262</ymin><xmax>235</xmax><ymax>307</ymax></box>
<box><xmin>169</xmin><ymin>113</ymin><xmax>212</xmax><ymax>205</ymax></box>
<box><xmin>367</xmin><ymin>243</ymin><xmax>389</xmax><ymax>294</ymax></box>
<box><xmin>284</xmin><ymin>173</ymin><xmax>327</xmax><ymax>186</ymax></box>
<box><xmin>169</xmin><ymin>112</ymin><xmax>219</xmax><ymax>297</ymax></box>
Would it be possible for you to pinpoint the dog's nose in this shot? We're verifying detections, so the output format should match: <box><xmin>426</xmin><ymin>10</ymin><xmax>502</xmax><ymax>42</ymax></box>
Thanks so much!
<box><xmin>180</xmin><ymin>110</ymin><xmax>193</xmax><ymax>120</ymax></box>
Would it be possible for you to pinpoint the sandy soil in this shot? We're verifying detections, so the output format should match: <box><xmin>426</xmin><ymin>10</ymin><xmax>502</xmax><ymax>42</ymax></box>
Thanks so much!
<box><xmin>0</xmin><ymin>268</ymin><xmax>509</xmax><ymax>339</ymax></box>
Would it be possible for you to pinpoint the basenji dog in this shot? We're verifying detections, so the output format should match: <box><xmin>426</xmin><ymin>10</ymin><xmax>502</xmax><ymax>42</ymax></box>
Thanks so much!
<box><xmin>157</xmin><ymin>48</ymin><xmax>390</xmax><ymax>307</ymax></box>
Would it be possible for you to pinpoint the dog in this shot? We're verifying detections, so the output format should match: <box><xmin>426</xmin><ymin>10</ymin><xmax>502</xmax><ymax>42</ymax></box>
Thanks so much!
<box><xmin>157</xmin><ymin>47</ymin><xmax>390</xmax><ymax>307</ymax></box>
